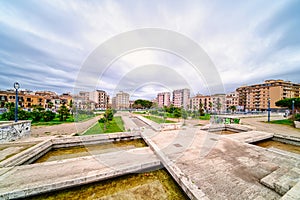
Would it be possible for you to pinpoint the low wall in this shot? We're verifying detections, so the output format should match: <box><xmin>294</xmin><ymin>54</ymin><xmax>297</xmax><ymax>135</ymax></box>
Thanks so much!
<box><xmin>0</xmin><ymin>120</ymin><xmax>31</xmax><ymax>143</ymax></box>
<box><xmin>294</xmin><ymin>121</ymin><xmax>300</xmax><ymax>129</ymax></box>
<box><xmin>141</xmin><ymin>132</ymin><xmax>207</xmax><ymax>200</ymax></box>
<box><xmin>0</xmin><ymin>132</ymin><xmax>142</xmax><ymax>167</ymax></box>
<box><xmin>210</xmin><ymin>115</ymin><xmax>240</xmax><ymax>124</ymax></box>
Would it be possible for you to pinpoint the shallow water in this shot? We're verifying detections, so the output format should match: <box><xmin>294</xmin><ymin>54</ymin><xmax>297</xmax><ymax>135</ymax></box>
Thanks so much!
<box><xmin>254</xmin><ymin>139</ymin><xmax>300</xmax><ymax>155</ymax></box>
<box><xmin>0</xmin><ymin>143</ymin><xmax>36</xmax><ymax>162</ymax></box>
<box><xmin>34</xmin><ymin>139</ymin><xmax>147</xmax><ymax>163</ymax></box>
<box><xmin>27</xmin><ymin>169</ymin><xmax>189</xmax><ymax>200</ymax></box>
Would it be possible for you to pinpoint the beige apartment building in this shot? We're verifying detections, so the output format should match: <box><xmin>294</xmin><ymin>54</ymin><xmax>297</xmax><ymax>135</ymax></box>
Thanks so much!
<box><xmin>226</xmin><ymin>91</ymin><xmax>239</xmax><ymax>110</ymax></box>
<box><xmin>112</xmin><ymin>91</ymin><xmax>130</xmax><ymax>110</ymax></box>
<box><xmin>236</xmin><ymin>79</ymin><xmax>300</xmax><ymax>111</ymax></box>
<box><xmin>89</xmin><ymin>90</ymin><xmax>109</xmax><ymax>110</ymax></box>
<box><xmin>157</xmin><ymin>92</ymin><xmax>171</xmax><ymax>108</ymax></box>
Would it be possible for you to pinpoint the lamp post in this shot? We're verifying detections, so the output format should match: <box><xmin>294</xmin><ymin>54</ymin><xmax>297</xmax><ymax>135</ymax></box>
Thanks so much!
<box><xmin>267</xmin><ymin>98</ymin><xmax>271</xmax><ymax>122</ymax></box>
<box><xmin>14</xmin><ymin>82</ymin><xmax>20</xmax><ymax>122</ymax></box>
<box><xmin>292</xmin><ymin>100</ymin><xmax>295</xmax><ymax>116</ymax></box>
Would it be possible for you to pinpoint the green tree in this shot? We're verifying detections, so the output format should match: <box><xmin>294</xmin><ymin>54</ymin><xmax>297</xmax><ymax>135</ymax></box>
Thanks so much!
<box><xmin>132</xmin><ymin>99</ymin><xmax>153</xmax><ymax>109</ymax></box>
<box><xmin>173</xmin><ymin>108</ymin><xmax>181</xmax><ymax>120</ymax></box>
<box><xmin>58</xmin><ymin>104</ymin><xmax>70</xmax><ymax>121</ymax></box>
<box><xmin>43</xmin><ymin>110</ymin><xmax>56</xmax><ymax>122</ymax></box>
<box><xmin>229</xmin><ymin>105</ymin><xmax>237</xmax><ymax>113</ymax></box>
<box><xmin>182</xmin><ymin>109</ymin><xmax>188</xmax><ymax>124</ymax></box>
<box><xmin>199</xmin><ymin>102</ymin><xmax>204</xmax><ymax>116</ymax></box>
<box><xmin>275</xmin><ymin>98</ymin><xmax>299</xmax><ymax>110</ymax></box>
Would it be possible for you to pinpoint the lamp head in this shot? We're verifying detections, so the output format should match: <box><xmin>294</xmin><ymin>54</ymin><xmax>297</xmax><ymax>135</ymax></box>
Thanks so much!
<box><xmin>14</xmin><ymin>82</ymin><xmax>20</xmax><ymax>90</ymax></box>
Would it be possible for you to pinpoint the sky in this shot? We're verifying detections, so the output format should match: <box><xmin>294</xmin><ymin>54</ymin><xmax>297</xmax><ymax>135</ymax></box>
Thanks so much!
<box><xmin>0</xmin><ymin>0</ymin><xmax>300</xmax><ymax>100</ymax></box>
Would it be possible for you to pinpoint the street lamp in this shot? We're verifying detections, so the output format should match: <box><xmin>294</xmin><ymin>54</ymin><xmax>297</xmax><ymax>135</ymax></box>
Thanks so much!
<box><xmin>14</xmin><ymin>82</ymin><xmax>20</xmax><ymax>122</ymax></box>
<box><xmin>292</xmin><ymin>100</ymin><xmax>295</xmax><ymax>116</ymax></box>
<box><xmin>267</xmin><ymin>98</ymin><xmax>271</xmax><ymax>122</ymax></box>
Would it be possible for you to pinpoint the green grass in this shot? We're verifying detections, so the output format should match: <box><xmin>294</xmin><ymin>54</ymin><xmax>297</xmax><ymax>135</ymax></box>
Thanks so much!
<box><xmin>268</xmin><ymin>119</ymin><xmax>294</xmax><ymax>126</ymax></box>
<box><xmin>143</xmin><ymin>115</ymin><xmax>176</xmax><ymax>124</ymax></box>
<box><xmin>83</xmin><ymin>116</ymin><xmax>125</xmax><ymax>135</ymax></box>
<box><xmin>133</xmin><ymin>111</ymin><xmax>147</xmax><ymax>114</ymax></box>
<box><xmin>199</xmin><ymin>114</ymin><xmax>211</xmax><ymax>120</ymax></box>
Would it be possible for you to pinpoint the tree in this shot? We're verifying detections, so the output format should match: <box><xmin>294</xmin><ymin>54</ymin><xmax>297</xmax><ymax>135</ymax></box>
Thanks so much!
<box><xmin>132</xmin><ymin>99</ymin><xmax>153</xmax><ymax>109</ymax></box>
<box><xmin>58</xmin><ymin>104</ymin><xmax>70</xmax><ymax>121</ymax></box>
<box><xmin>182</xmin><ymin>109</ymin><xmax>188</xmax><ymax>124</ymax></box>
<box><xmin>173</xmin><ymin>108</ymin><xmax>181</xmax><ymax>121</ymax></box>
<box><xmin>199</xmin><ymin>102</ymin><xmax>204</xmax><ymax>116</ymax></box>
<box><xmin>229</xmin><ymin>105</ymin><xmax>237</xmax><ymax>113</ymax></box>
<box><xmin>43</xmin><ymin>110</ymin><xmax>56</xmax><ymax>122</ymax></box>
<box><xmin>276</xmin><ymin>98</ymin><xmax>300</xmax><ymax>110</ymax></box>
<box><xmin>4</xmin><ymin>102</ymin><xmax>14</xmax><ymax>110</ymax></box>
<box><xmin>209</xmin><ymin>102</ymin><xmax>213</xmax><ymax>113</ymax></box>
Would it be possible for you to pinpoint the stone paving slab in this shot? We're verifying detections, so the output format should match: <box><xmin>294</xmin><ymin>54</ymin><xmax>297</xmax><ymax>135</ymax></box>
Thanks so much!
<box><xmin>0</xmin><ymin>147</ymin><xmax>160</xmax><ymax>199</ymax></box>
<box><xmin>144</xmin><ymin>128</ymin><xmax>300</xmax><ymax>199</ymax></box>
<box><xmin>224</xmin><ymin>131</ymin><xmax>274</xmax><ymax>143</ymax></box>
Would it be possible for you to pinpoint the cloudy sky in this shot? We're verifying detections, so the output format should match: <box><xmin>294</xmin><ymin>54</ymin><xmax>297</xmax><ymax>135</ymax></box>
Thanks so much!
<box><xmin>0</xmin><ymin>0</ymin><xmax>299</xmax><ymax>99</ymax></box>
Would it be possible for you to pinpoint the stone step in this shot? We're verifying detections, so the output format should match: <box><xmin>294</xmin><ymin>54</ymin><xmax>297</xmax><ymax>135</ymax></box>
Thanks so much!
<box><xmin>275</xmin><ymin>167</ymin><xmax>300</xmax><ymax>195</ymax></box>
<box><xmin>261</xmin><ymin>167</ymin><xmax>300</xmax><ymax>196</ymax></box>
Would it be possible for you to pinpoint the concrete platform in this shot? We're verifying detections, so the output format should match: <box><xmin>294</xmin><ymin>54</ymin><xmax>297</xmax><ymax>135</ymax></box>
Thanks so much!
<box><xmin>0</xmin><ymin>147</ymin><xmax>161</xmax><ymax>199</ymax></box>
<box><xmin>224</xmin><ymin>131</ymin><xmax>274</xmax><ymax>143</ymax></box>
<box><xmin>142</xmin><ymin>128</ymin><xmax>300</xmax><ymax>199</ymax></box>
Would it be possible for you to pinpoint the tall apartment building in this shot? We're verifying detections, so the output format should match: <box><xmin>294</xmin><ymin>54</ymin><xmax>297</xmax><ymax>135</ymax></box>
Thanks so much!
<box><xmin>89</xmin><ymin>90</ymin><xmax>109</xmax><ymax>110</ymax></box>
<box><xmin>157</xmin><ymin>92</ymin><xmax>171</xmax><ymax>108</ymax></box>
<box><xmin>112</xmin><ymin>91</ymin><xmax>130</xmax><ymax>110</ymax></box>
<box><xmin>172</xmin><ymin>88</ymin><xmax>190</xmax><ymax>109</ymax></box>
<box><xmin>226</xmin><ymin>91</ymin><xmax>239</xmax><ymax>110</ymax></box>
<box><xmin>236</xmin><ymin>79</ymin><xmax>300</xmax><ymax>111</ymax></box>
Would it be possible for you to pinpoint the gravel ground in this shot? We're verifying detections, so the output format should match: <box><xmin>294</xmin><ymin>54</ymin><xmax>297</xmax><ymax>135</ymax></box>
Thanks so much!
<box><xmin>30</xmin><ymin>116</ymin><xmax>101</xmax><ymax>137</ymax></box>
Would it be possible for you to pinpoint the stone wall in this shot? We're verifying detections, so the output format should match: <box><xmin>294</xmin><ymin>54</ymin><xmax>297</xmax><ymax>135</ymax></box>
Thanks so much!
<box><xmin>0</xmin><ymin>121</ymin><xmax>31</xmax><ymax>143</ymax></box>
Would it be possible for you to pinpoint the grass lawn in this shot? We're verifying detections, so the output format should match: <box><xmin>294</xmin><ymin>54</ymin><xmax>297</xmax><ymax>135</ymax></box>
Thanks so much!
<box><xmin>268</xmin><ymin>119</ymin><xmax>294</xmax><ymax>126</ymax></box>
<box><xmin>143</xmin><ymin>115</ymin><xmax>176</xmax><ymax>124</ymax></box>
<box><xmin>199</xmin><ymin>114</ymin><xmax>211</xmax><ymax>120</ymax></box>
<box><xmin>83</xmin><ymin>116</ymin><xmax>125</xmax><ymax>135</ymax></box>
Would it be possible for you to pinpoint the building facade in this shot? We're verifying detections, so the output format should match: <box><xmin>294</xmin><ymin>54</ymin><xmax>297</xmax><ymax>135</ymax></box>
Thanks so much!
<box><xmin>88</xmin><ymin>90</ymin><xmax>109</xmax><ymax>110</ymax></box>
<box><xmin>112</xmin><ymin>91</ymin><xmax>130</xmax><ymax>110</ymax></box>
<box><xmin>236</xmin><ymin>79</ymin><xmax>300</xmax><ymax>111</ymax></box>
<box><xmin>157</xmin><ymin>92</ymin><xmax>171</xmax><ymax>108</ymax></box>
<box><xmin>172</xmin><ymin>88</ymin><xmax>190</xmax><ymax>109</ymax></box>
<box><xmin>225</xmin><ymin>91</ymin><xmax>239</xmax><ymax>111</ymax></box>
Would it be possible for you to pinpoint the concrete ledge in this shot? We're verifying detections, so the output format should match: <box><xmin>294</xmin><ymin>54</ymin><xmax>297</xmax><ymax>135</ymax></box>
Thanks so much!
<box><xmin>281</xmin><ymin>180</ymin><xmax>300</xmax><ymax>200</ymax></box>
<box><xmin>294</xmin><ymin>121</ymin><xmax>300</xmax><ymax>129</ymax></box>
<box><xmin>141</xmin><ymin>132</ymin><xmax>208</xmax><ymax>200</ymax></box>
<box><xmin>0</xmin><ymin>139</ymin><xmax>52</xmax><ymax>167</ymax></box>
<box><xmin>0</xmin><ymin>147</ymin><xmax>161</xmax><ymax>199</ymax></box>
<box><xmin>0</xmin><ymin>132</ymin><xmax>142</xmax><ymax>167</ymax></box>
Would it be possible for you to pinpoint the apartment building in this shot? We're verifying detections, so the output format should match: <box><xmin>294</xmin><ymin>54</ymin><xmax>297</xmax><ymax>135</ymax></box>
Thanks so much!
<box><xmin>190</xmin><ymin>94</ymin><xmax>226</xmax><ymax>113</ymax></box>
<box><xmin>236</xmin><ymin>79</ymin><xmax>300</xmax><ymax>111</ymax></box>
<box><xmin>112</xmin><ymin>91</ymin><xmax>130</xmax><ymax>110</ymax></box>
<box><xmin>0</xmin><ymin>90</ymin><xmax>46</xmax><ymax>110</ymax></box>
<box><xmin>190</xmin><ymin>94</ymin><xmax>211</xmax><ymax>111</ymax></box>
<box><xmin>226</xmin><ymin>91</ymin><xmax>239</xmax><ymax>110</ymax></box>
<box><xmin>89</xmin><ymin>90</ymin><xmax>109</xmax><ymax>110</ymax></box>
<box><xmin>172</xmin><ymin>88</ymin><xmax>190</xmax><ymax>109</ymax></box>
<box><xmin>157</xmin><ymin>92</ymin><xmax>171</xmax><ymax>108</ymax></box>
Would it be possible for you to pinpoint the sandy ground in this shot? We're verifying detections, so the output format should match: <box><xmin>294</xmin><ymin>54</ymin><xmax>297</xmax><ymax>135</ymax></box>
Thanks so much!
<box><xmin>241</xmin><ymin>115</ymin><xmax>300</xmax><ymax>137</ymax></box>
<box><xmin>30</xmin><ymin>115</ymin><xmax>101</xmax><ymax>137</ymax></box>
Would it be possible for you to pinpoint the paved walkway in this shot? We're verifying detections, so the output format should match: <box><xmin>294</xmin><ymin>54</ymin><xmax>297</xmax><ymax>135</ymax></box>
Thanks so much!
<box><xmin>142</xmin><ymin>128</ymin><xmax>300</xmax><ymax>199</ymax></box>
<box><xmin>30</xmin><ymin>116</ymin><xmax>101</xmax><ymax>137</ymax></box>
<box><xmin>241</xmin><ymin>116</ymin><xmax>300</xmax><ymax>138</ymax></box>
